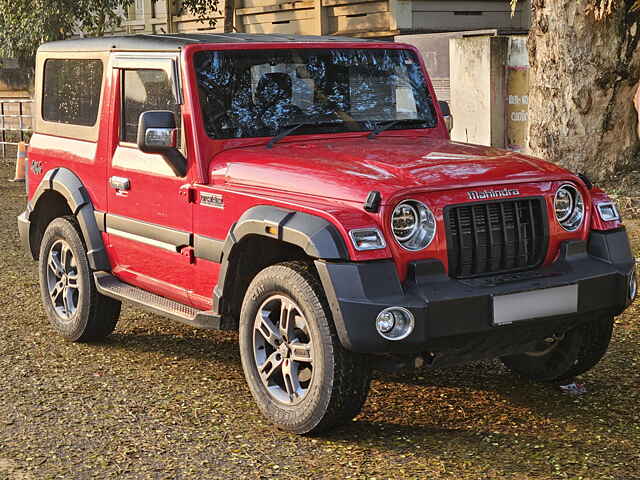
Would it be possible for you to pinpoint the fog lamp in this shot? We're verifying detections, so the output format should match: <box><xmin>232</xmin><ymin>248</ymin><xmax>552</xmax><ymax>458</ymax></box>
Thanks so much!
<box><xmin>630</xmin><ymin>272</ymin><xmax>637</xmax><ymax>303</ymax></box>
<box><xmin>375</xmin><ymin>307</ymin><xmax>415</xmax><ymax>341</ymax></box>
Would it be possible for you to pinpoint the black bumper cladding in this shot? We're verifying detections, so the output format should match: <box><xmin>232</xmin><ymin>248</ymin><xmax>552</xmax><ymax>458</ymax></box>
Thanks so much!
<box><xmin>316</xmin><ymin>229</ymin><xmax>635</xmax><ymax>365</ymax></box>
<box><xmin>17</xmin><ymin>210</ymin><xmax>31</xmax><ymax>257</ymax></box>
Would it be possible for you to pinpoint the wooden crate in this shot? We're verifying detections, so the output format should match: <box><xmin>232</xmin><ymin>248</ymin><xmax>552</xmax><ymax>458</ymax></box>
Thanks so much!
<box><xmin>174</xmin><ymin>11</ymin><xmax>226</xmax><ymax>33</ymax></box>
<box><xmin>236</xmin><ymin>0</ymin><xmax>397</xmax><ymax>37</ymax></box>
<box><xmin>237</xmin><ymin>0</ymin><xmax>317</xmax><ymax>35</ymax></box>
<box><xmin>327</xmin><ymin>0</ymin><xmax>392</xmax><ymax>35</ymax></box>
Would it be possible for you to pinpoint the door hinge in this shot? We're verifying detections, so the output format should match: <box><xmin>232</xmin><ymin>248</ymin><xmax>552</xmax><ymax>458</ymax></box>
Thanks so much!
<box><xmin>179</xmin><ymin>246</ymin><xmax>195</xmax><ymax>264</ymax></box>
<box><xmin>179</xmin><ymin>184</ymin><xmax>196</xmax><ymax>203</ymax></box>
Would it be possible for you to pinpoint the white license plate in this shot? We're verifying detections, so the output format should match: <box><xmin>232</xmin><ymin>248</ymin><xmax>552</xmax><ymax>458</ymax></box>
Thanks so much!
<box><xmin>493</xmin><ymin>284</ymin><xmax>578</xmax><ymax>325</ymax></box>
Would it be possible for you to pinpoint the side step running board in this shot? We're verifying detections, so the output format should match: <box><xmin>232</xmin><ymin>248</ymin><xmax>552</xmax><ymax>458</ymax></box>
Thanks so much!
<box><xmin>94</xmin><ymin>272</ymin><xmax>232</xmax><ymax>330</ymax></box>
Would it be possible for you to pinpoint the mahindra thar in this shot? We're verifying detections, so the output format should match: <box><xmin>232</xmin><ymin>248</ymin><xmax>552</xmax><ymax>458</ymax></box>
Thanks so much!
<box><xmin>17</xmin><ymin>34</ymin><xmax>636</xmax><ymax>434</ymax></box>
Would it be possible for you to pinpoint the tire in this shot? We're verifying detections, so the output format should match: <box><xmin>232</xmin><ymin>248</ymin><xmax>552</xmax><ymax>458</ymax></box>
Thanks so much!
<box><xmin>500</xmin><ymin>315</ymin><xmax>614</xmax><ymax>382</ymax></box>
<box><xmin>239</xmin><ymin>261</ymin><xmax>371</xmax><ymax>434</ymax></box>
<box><xmin>38</xmin><ymin>216</ymin><xmax>121</xmax><ymax>342</ymax></box>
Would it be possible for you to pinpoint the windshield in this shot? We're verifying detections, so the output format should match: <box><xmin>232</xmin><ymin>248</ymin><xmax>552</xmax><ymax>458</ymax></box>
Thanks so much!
<box><xmin>194</xmin><ymin>48</ymin><xmax>437</xmax><ymax>140</ymax></box>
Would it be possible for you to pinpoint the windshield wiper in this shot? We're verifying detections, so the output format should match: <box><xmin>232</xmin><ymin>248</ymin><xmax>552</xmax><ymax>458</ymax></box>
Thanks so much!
<box><xmin>367</xmin><ymin>118</ymin><xmax>427</xmax><ymax>139</ymax></box>
<box><xmin>267</xmin><ymin>123</ymin><xmax>307</xmax><ymax>149</ymax></box>
<box><xmin>266</xmin><ymin>121</ymin><xmax>345</xmax><ymax>148</ymax></box>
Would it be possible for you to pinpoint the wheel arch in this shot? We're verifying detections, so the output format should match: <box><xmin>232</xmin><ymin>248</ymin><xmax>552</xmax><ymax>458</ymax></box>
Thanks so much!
<box><xmin>214</xmin><ymin>205</ymin><xmax>350</xmax><ymax>326</ymax></box>
<box><xmin>28</xmin><ymin>167</ymin><xmax>109</xmax><ymax>271</ymax></box>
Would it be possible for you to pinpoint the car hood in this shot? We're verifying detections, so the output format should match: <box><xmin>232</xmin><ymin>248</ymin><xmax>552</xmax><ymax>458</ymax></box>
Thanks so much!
<box><xmin>215</xmin><ymin>136</ymin><xmax>570</xmax><ymax>203</ymax></box>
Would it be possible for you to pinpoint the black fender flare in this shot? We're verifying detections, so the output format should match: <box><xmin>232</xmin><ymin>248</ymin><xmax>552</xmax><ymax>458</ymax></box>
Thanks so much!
<box><xmin>213</xmin><ymin>205</ymin><xmax>349</xmax><ymax>313</ymax></box>
<box><xmin>29</xmin><ymin>167</ymin><xmax>110</xmax><ymax>271</ymax></box>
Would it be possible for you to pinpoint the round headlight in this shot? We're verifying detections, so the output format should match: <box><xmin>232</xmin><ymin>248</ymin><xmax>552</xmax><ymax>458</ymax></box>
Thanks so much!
<box><xmin>555</xmin><ymin>184</ymin><xmax>584</xmax><ymax>231</ymax></box>
<box><xmin>392</xmin><ymin>203</ymin><xmax>419</xmax><ymax>241</ymax></box>
<box><xmin>391</xmin><ymin>200</ymin><xmax>436</xmax><ymax>251</ymax></box>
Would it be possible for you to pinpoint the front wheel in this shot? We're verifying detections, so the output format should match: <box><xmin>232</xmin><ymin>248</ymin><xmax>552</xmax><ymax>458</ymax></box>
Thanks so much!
<box><xmin>500</xmin><ymin>315</ymin><xmax>614</xmax><ymax>382</ymax></box>
<box><xmin>239</xmin><ymin>261</ymin><xmax>371</xmax><ymax>434</ymax></box>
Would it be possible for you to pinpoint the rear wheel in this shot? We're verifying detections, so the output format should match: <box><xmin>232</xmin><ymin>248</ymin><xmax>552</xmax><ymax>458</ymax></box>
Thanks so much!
<box><xmin>500</xmin><ymin>315</ymin><xmax>614</xmax><ymax>382</ymax></box>
<box><xmin>38</xmin><ymin>216</ymin><xmax>121</xmax><ymax>342</ymax></box>
<box><xmin>239</xmin><ymin>261</ymin><xmax>371</xmax><ymax>434</ymax></box>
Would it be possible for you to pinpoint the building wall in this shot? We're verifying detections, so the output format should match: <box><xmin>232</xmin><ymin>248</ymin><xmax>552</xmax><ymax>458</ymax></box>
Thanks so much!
<box><xmin>412</xmin><ymin>0</ymin><xmax>530</xmax><ymax>32</ymax></box>
<box><xmin>114</xmin><ymin>0</ymin><xmax>531</xmax><ymax>38</ymax></box>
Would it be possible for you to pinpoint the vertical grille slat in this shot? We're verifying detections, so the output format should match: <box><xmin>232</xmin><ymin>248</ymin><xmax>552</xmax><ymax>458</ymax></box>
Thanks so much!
<box><xmin>470</xmin><ymin>206</ymin><xmax>481</xmax><ymax>274</ymax></box>
<box><xmin>445</xmin><ymin>197</ymin><xmax>547</xmax><ymax>278</ymax></box>
<box><xmin>528</xmin><ymin>200</ymin><xmax>537</xmax><ymax>260</ymax></box>
<box><xmin>454</xmin><ymin>207</ymin><xmax>466</xmax><ymax>275</ymax></box>
<box><xmin>514</xmin><ymin>201</ymin><xmax>524</xmax><ymax>267</ymax></box>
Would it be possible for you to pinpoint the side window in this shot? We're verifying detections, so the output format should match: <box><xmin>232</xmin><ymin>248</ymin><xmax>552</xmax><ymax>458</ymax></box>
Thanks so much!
<box><xmin>121</xmin><ymin>69</ymin><xmax>180</xmax><ymax>144</ymax></box>
<box><xmin>42</xmin><ymin>59</ymin><xmax>103</xmax><ymax>126</ymax></box>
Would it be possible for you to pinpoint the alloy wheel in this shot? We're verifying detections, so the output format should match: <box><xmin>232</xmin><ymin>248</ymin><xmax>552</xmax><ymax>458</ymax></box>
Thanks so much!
<box><xmin>253</xmin><ymin>294</ymin><xmax>314</xmax><ymax>405</ymax></box>
<box><xmin>46</xmin><ymin>239</ymin><xmax>79</xmax><ymax>321</ymax></box>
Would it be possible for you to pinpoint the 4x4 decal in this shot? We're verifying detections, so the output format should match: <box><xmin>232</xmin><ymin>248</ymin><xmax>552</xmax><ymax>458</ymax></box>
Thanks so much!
<box><xmin>31</xmin><ymin>160</ymin><xmax>43</xmax><ymax>175</ymax></box>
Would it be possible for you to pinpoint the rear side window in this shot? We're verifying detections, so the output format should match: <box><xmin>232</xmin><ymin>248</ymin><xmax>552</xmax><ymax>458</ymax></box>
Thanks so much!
<box><xmin>121</xmin><ymin>69</ymin><xmax>180</xmax><ymax>144</ymax></box>
<box><xmin>42</xmin><ymin>59</ymin><xmax>103</xmax><ymax>126</ymax></box>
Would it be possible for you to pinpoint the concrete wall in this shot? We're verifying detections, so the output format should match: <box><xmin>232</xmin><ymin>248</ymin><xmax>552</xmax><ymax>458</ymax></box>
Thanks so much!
<box><xmin>115</xmin><ymin>0</ymin><xmax>531</xmax><ymax>38</ymax></box>
<box><xmin>396</xmin><ymin>31</ymin><xmax>467</xmax><ymax>102</ymax></box>
<box><xmin>449</xmin><ymin>34</ymin><xmax>507</xmax><ymax>147</ymax></box>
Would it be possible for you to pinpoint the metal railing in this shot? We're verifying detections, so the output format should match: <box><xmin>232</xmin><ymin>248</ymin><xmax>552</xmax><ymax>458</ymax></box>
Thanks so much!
<box><xmin>0</xmin><ymin>99</ymin><xmax>32</xmax><ymax>157</ymax></box>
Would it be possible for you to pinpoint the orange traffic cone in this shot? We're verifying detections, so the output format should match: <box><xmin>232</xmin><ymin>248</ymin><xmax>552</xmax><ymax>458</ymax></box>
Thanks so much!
<box><xmin>9</xmin><ymin>142</ymin><xmax>27</xmax><ymax>182</ymax></box>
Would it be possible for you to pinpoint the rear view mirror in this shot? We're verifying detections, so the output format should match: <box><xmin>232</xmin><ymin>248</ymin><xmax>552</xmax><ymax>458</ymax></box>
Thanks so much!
<box><xmin>438</xmin><ymin>100</ymin><xmax>453</xmax><ymax>134</ymax></box>
<box><xmin>137</xmin><ymin>110</ymin><xmax>186</xmax><ymax>177</ymax></box>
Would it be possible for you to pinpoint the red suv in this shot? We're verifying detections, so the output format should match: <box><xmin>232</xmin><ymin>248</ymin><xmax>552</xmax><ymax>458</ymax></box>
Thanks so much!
<box><xmin>18</xmin><ymin>34</ymin><xmax>636</xmax><ymax>434</ymax></box>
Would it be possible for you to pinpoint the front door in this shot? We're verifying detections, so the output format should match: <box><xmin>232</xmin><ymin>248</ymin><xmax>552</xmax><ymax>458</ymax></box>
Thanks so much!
<box><xmin>106</xmin><ymin>58</ymin><xmax>194</xmax><ymax>305</ymax></box>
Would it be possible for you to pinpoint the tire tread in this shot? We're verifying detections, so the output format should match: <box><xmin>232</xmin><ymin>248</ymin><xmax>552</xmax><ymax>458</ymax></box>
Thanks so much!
<box><xmin>501</xmin><ymin>315</ymin><xmax>614</xmax><ymax>382</ymax></box>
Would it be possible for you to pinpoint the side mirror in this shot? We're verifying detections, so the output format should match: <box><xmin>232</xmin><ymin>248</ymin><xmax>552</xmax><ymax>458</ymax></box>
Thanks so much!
<box><xmin>137</xmin><ymin>110</ymin><xmax>186</xmax><ymax>176</ymax></box>
<box><xmin>137</xmin><ymin>110</ymin><xmax>177</xmax><ymax>153</ymax></box>
<box><xmin>438</xmin><ymin>100</ymin><xmax>453</xmax><ymax>134</ymax></box>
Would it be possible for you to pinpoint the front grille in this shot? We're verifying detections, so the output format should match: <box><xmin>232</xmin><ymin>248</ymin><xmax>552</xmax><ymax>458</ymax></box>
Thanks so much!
<box><xmin>444</xmin><ymin>197</ymin><xmax>548</xmax><ymax>278</ymax></box>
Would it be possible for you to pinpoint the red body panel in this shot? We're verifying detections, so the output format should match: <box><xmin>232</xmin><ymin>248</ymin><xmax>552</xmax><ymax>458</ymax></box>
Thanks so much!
<box><xmin>105</xmin><ymin>68</ymin><xmax>195</xmax><ymax>305</ymax></box>
<box><xmin>26</xmin><ymin>40</ymin><xmax>624</xmax><ymax>311</ymax></box>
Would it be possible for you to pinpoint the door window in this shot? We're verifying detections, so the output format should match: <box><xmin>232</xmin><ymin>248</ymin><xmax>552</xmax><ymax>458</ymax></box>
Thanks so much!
<box><xmin>121</xmin><ymin>69</ymin><xmax>180</xmax><ymax>144</ymax></box>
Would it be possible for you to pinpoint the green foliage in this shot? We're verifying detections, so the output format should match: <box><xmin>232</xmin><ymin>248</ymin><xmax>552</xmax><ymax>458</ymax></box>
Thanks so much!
<box><xmin>0</xmin><ymin>0</ymin><xmax>134</xmax><ymax>66</ymax></box>
<box><xmin>180</xmin><ymin>0</ymin><xmax>222</xmax><ymax>27</ymax></box>
<box><xmin>0</xmin><ymin>0</ymin><xmax>224</xmax><ymax>68</ymax></box>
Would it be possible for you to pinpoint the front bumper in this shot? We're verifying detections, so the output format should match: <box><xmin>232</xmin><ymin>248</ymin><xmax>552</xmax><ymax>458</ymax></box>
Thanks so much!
<box><xmin>316</xmin><ymin>229</ymin><xmax>636</xmax><ymax>364</ymax></box>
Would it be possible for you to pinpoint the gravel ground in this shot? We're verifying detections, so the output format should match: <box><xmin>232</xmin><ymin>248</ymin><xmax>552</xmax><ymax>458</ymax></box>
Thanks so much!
<box><xmin>1</xmin><ymin>157</ymin><xmax>639</xmax><ymax>480</ymax></box>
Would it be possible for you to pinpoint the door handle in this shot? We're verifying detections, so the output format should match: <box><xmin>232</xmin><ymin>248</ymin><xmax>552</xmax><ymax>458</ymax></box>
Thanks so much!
<box><xmin>109</xmin><ymin>176</ymin><xmax>130</xmax><ymax>191</ymax></box>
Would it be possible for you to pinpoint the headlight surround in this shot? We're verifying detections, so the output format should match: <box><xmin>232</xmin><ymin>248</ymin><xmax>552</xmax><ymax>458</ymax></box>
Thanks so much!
<box><xmin>391</xmin><ymin>200</ymin><xmax>436</xmax><ymax>251</ymax></box>
<box><xmin>554</xmin><ymin>184</ymin><xmax>584</xmax><ymax>231</ymax></box>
